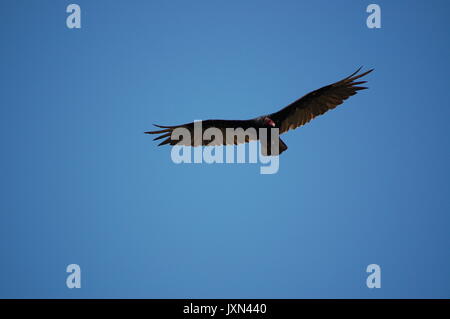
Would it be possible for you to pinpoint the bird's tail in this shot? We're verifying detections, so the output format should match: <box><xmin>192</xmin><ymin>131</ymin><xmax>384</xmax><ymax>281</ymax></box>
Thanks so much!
<box><xmin>261</xmin><ymin>137</ymin><xmax>288</xmax><ymax>156</ymax></box>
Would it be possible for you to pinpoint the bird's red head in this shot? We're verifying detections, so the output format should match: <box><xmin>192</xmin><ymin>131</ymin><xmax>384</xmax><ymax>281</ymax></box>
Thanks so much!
<box><xmin>264</xmin><ymin>117</ymin><xmax>276</xmax><ymax>127</ymax></box>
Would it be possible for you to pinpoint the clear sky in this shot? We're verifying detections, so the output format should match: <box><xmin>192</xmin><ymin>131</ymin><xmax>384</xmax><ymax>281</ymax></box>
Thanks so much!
<box><xmin>0</xmin><ymin>0</ymin><xmax>449</xmax><ymax>298</ymax></box>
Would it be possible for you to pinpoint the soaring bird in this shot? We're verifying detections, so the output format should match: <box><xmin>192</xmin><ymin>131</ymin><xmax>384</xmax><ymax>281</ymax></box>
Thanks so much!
<box><xmin>146</xmin><ymin>67</ymin><xmax>373</xmax><ymax>155</ymax></box>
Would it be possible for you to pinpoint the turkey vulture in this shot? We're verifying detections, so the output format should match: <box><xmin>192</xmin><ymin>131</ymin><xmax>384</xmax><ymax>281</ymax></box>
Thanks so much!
<box><xmin>146</xmin><ymin>67</ymin><xmax>373</xmax><ymax>155</ymax></box>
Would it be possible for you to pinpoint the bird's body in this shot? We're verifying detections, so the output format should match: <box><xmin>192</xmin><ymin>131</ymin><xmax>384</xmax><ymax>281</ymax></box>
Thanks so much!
<box><xmin>146</xmin><ymin>67</ymin><xmax>373</xmax><ymax>155</ymax></box>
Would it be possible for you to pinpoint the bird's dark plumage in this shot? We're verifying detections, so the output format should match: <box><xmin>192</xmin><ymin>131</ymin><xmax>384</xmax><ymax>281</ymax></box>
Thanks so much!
<box><xmin>146</xmin><ymin>67</ymin><xmax>374</xmax><ymax>155</ymax></box>
<box><xmin>268</xmin><ymin>67</ymin><xmax>373</xmax><ymax>134</ymax></box>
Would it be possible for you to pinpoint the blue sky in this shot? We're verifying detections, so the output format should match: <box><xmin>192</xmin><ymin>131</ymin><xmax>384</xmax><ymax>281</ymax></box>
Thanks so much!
<box><xmin>0</xmin><ymin>0</ymin><xmax>449</xmax><ymax>298</ymax></box>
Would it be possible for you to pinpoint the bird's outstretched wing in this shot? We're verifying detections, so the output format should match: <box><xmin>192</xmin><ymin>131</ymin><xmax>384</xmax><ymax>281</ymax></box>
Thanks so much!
<box><xmin>269</xmin><ymin>67</ymin><xmax>373</xmax><ymax>134</ymax></box>
<box><xmin>145</xmin><ymin>119</ymin><xmax>258</xmax><ymax>147</ymax></box>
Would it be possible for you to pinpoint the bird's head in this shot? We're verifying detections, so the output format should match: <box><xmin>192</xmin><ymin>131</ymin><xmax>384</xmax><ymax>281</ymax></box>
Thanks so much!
<box><xmin>263</xmin><ymin>117</ymin><xmax>276</xmax><ymax>127</ymax></box>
